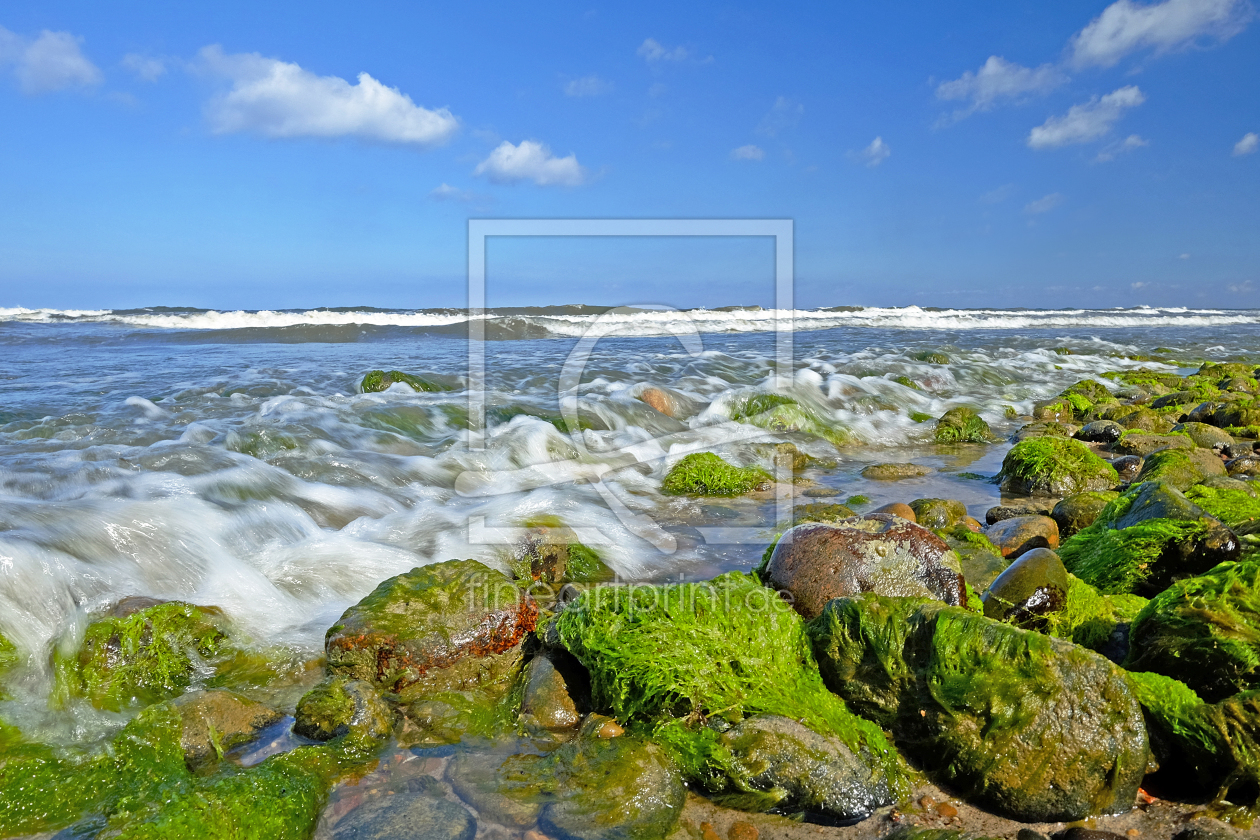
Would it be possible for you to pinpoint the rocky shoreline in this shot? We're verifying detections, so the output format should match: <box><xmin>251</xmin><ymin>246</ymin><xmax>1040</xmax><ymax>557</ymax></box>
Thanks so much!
<box><xmin>4</xmin><ymin>361</ymin><xmax>1260</xmax><ymax>839</ymax></box>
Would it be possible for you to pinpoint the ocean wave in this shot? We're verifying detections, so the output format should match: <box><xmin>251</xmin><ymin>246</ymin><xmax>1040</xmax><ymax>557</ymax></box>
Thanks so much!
<box><xmin>2</xmin><ymin>304</ymin><xmax>1259</xmax><ymax>337</ymax></box>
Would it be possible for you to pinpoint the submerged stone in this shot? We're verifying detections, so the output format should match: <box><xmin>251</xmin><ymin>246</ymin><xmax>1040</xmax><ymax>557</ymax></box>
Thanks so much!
<box><xmin>983</xmin><ymin>515</ymin><xmax>1059</xmax><ymax>558</ymax></box>
<box><xmin>294</xmin><ymin>676</ymin><xmax>393</xmax><ymax>745</ymax></box>
<box><xmin>807</xmin><ymin>595</ymin><xmax>1148</xmax><ymax>822</ymax></box>
<box><xmin>908</xmin><ymin>498</ymin><xmax>967</xmax><ymax>529</ymax></box>
<box><xmin>171</xmin><ymin>689</ymin><xmax>283</xmax><ymax>770</ymax></box>
<box><xmin>1075</xmin><ymin>421</ymin><xmax>1123</xmax><ymax>444</ymax></box>
<box><xmin>325</xmin><ymin>559</ymin><xmax>538</xmax><ymax>696</ymax></box>
<box><xmin>764</xmin><ymin>515</ymin><xmax>967</xmax><ymax>619</ymax></box>
<box><xmin>997</xmin><ymin>436</ymin><xmax>1118</xmax><ymax>497</ymax></box>
<box><xmin>331</xmin><ymin>775</ymin><xmax>475</xmax><ymax>840</ymax></box>
<box><xmin>981</xmin><ymin>548</ymin><xmax>1069</xmax><ymax>629</ymax></box>
<box><xmin>360</xmin><ymin>369</ymin><xmax>450</xmax><ymax>393</ymax></box>
<box><xmin>861</xmin><ymin>463</ymin><xmax>932</xmax><ymax>480</ymax></box>
<box><xmin>446</xmin><ymin>750</ymin><xmax>543</xmax><ymax>828</ymax></box>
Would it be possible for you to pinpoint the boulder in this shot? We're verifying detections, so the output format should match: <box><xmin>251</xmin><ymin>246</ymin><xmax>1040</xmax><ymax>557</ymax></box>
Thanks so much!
<box><xmin>985</xmin><ymin>502</ymin><xmax>1052</xmax><ymax>525</ymax></box>
<box><xmin>808</xmin><ymin>595</ymin><xmax>1149</xmax><ymax>822</ymax></box>
<box><xmin>1173</xmin><ymin>422</ymin><xmax>1235</xmax><ymax>450</ymax></box>
<box><xmin>520</xmin><ymin>651</ymin><xmax>585</xmax><ymax>733</ymax></box>
<box><xmin>862</xmin><ymin>463</ymin><xmax>932</xmax><ymax>480</ymax></box>
<box><xmin>1051</xmin><ymin>492</ymin><xmax>1119</xmax><ymax>539</ymax></box>
<box><xmin>1110</xmin><ymin>454</ymin><xmax>1143</xmax><ymax>483</ymax></box>
<box><xmin>981</xmin><ymin>548</ymin><xmax>1068</xmax><ymax>629</ymax></box>
<box><xmin>1111</xmin><ymin>433</ymin><xmax>1194</xmax><ymax>457</ymax></box>
<box><xmin>294</xmin><ymin>676</ymin><xmax>393</xmax><ymax>744</ymax></box>
<box><xmin>1075</xmin><ymin>421</ymin><xmax>1123</xmax><ymax>444</ymax></box>
<box><xmin>1135</xmin><ymin>447</ymin><xmax>1226</xmax><ymax>490</ymax></box>
<box><xmin>934</xmin><ymin>407</ymin><xmax>991</xmax><ymax>443</ymax></box>
<box><xmin>1227</xmin><ymin>454</ymin><xmax>1260</xmax><ymax>477</ymax></box>
<box><xmin>909</xmin><ymin>498</ymin><xmax>968</xmax><ymax>529</ymax></box>
<box><xmin>764</xmin><ymin>516</ymin><xmax>967</xmax><ymax>619</ymax></box>
<box><xmin>983</xmin><ymin>515</ymin><xmax>1059</xmax><ymax>558</ymax></box>
<box><xmin>872</xmin><ymin>502</ymin><xmax>917</xmax><ymax>521</ymax></box>
<box><xmin>171</xmin><ymin>690</ymin><xmax>283</xmax><ymax>770</ymax></box>
<box><xmin>1115</xmin><ymin>407</ymin><xmax>1176</xmax><ymax>434</ymax></box>
<box><xmin>325</xmin><ymin>560</ymin><xmax>538</xmax><ymax>696</ymax></box>
<box><xmin>997</xmin><ymin>437</ymin><xmax>1118</xmax><ymax>497</ymax></box>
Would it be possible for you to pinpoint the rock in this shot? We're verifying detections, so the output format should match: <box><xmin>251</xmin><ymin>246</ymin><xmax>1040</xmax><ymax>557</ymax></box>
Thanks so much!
<box><xmin>1052</xmin><ymin>492</ymin><xmax>1119</xmax><ymax>538</ymax></box>
<box><xmin>985</xmin><ymin>503</ymin><xmax>1051</xmax><ymax>525</ymax></box>
<box><xmin>1126</xmin><ymin>559</ymin><xmax>1260</xmax><ymax>702</ymax></box>
<box><xmin>908</xmin><ymin>498</ymin><xmax>968</xmax><ymax>529</ymax></box>
<box><xmin>1136</xmin><ymin>447</ymin><xmax>1226</xmax><ymax>490</ymax></box>
<box><xmin>446</xmin><ymin>751</ymin><xmax>543</xmax><ymax>828</ymax></box>
<box><xmin>1014</xmin><ymin>422</ymin><xmax>1080</xmax><ymax>442</ymax></box>
<box><xmin>1227</xmin><ymin>454</ymin><xmax>1260</xmax><ymax>476</ymax></box>
<box><xmin>872</xmin><ymin>502</ymin><xmax>916</xmax><ymax>521</ymax></box>
<box><xmin>1224</xmin><ymin>441</ymin><xmax>1259</xmax><ymax>459</ymax></box>
<box><xmin>981</xmin><ymin>548</ymin><xmax>1068</xmax><ymax>628</ymax></box>
<box><xmin>1171</xmin><ymin>825</ymin><xmax>1237</xmax><ymax>840</ymax></box>
<box><xmin>934</xmin><ymin>407</ymin><xmax>991</xmax><ymax>443</ymax></box>
<box><xmin>1110</xmin><ymin>454</ymin><xmax>1143</xmax><ymax>483</ymax></box>
<box><xmin>53</xmin><ymin>601</ymin><xmax>236</xmax><ymax>712</ymax></box>
<box><xmin>520</xmin><ymin>651</ymin><xmax>585</xmax><ymax>733</ymax></box>
<box><xmin>718</xmin><ymin>715</ymin><xmax>892</xmax><ymax>822</ymax></box>
<box><xmin>360</xmin><ymin>369</ymin><xmax>449</xmax><ymax>394</ymax></box>
<box><xmin>170</xmin><ymin>690</ymin><xmax>283</xmax><ymax>769</ymax></box>
<box><xmin>509</xmin><ymin>521</ymin><xmax>614</xmax><ymax>585</ymax></box>
<box><xmin>764</xmin><ymin>516</ymin><xmax>967</xmax><ymax>619</ymax></box>
<box><xmin>325</xmin><ymin>559</ymin><xmax>538</xmax><ymax>696</ymax></box>
<box><xmin>1109</xmin><ymin>479</ymin><xmax>1209</xmax><ymax>528</ymax></box>
<box><xmin>1214</xmin><ymin>401</ymin><xmax>1260</xmax><ymax>428</ymax></box>
<box><xmin>808</xmin><ymin>595</ymin><xmax>1149</xmax><ymax>821</ymax></box>
<box><xmin>639</xmin><ymin>387</ymin><xmax>680</xmax><ymax>417</ymax></box>
<box><xmin>1075</xmin><ymin>420</ymin><xmax>1124</xmax><ymax>443</ymax></box>
<box><xmin>294</xmin><ymin>676</ymin><xmax>393</xmax><ymax>744</ymax></box>
<box><xmin>331</xmin><ymin>775</ymin><xmax>475</xmax><ymax>840</ymax></box>
<box><xmin>983</xmin><ymin>515</ymin><xmax>1059</xmax><ymax>558</ymax></box>
<box><xmin>1115</xmin><ymin>407</ymin><xmax>1176</xmax><ymax>434</ymax></box>
<box><xmin>1110</xmin><ymin>432</ymin><xmax>1194</xmax><ymax>457</ymax></box>
<box><xmin>1174</xmin><ymin>422</ymin><xmax>1236</xmax><ymax>449</ymax></box>
<box><xmin>940</xmin><ymin>528</ymin><xmax>1009</xmax><ymax>591</ymax></box>
<box><xmin>661</xmin><ymin>452</ymin><xmax>772</xmax><ymax>496</ymax></box>
<box><xmin>961</xmin><ymin>516</ymin><xmax>983</xmax><ymax>531</ymax></box>
<box><xmin>793</xmin><ymin>503</ymin><xmax>856</xmax><ymax>524</ymax></box>
<box><xmin>762</xmin><ymin>441</ymin><xmax>809</xmax><ymax>472</ymax></box>
<box><xmin>998</xmin><ymin>437</ymin><xmax>1118</xmax><ymax>497</ymax></box>
<box><xmin>497</xmin><ymin>720</ymin><xmax>686</xmax><ymax>840</ymax></box>
<box><xmin>861</xmin><ymin>463</ymin><xmax>932</xmax><ymax>480</ymax></box>
<box><xmin>729</xmin><ymin>822</ymin><xmax>759</xmax><ymax>840</ymax></box>
<box><xmin>1032</xmin><ymin>398</ymin><xmax>1073</xmax><ymax>422</ymax></box>
<box><xmin>399</xmin><ymin>690</ymin><xmax>508</xmax><ymax>748</ymax></box>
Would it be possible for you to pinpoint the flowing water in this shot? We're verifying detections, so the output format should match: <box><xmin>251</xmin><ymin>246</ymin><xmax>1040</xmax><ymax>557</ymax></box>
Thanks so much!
<box><xmin>3</xmin><ymin>304</ymin><xmax>1259</xmax><ymax>740</ymax></box>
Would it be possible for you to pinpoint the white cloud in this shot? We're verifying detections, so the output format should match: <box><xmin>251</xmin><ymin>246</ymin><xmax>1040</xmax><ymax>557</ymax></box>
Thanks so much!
<box><xmin>637</xmin><ymin>38</ymin><xmax>689</xmax><ymax>63</ymax></box>
<box><xmin>0</xmin><ymin>27</ymin><xmax>102</xmax><ymax>93</ymax></box>
<box><xmin>121</xmin><ymin>53</ymin><xmax>166</xmax><ymax>82</ymax></box>
<box><xmin>1132</xmin><ymin>281</ymin><xmax>1148</xmax><ymax>289</ymax></box>
<box><xmin>1095</xmin><ymin>133</ymin><xmax>1150</xmax><ymax>161</ymax></box>
<box><xmin>1179</xmin><ymin>253</ymin><xmax>1191</xmax><ymax>259</ymax></box>
<box><xmin>935</xmin><ymin>56</ymin><xmax>1067</xmax><ymax>121</ymax></box>
<box><xmin>474</xmin><ymin>140</ymin><xmax>586</xmax><ymax>186</ymax></box>
<box><xmin>756</xmin><ymin>96</ymin><xmax>803</xmax><ymax>137</ymax></box>
<box><xmin>730</xmin><ymin>144</ymin><xmax>764</xmax><ymax>161</ymax></box>
<box><xmin>197</xmin><ymin>45</ymin><xmax>458</xmax><ymax>146</ymax></box>
<box><xmin>849</xmin><ymin>136</ymin><xmax>890</xmax><ymax>167</ymax></box>
<box><xmin>1234</xmin><ymin>132</ymin><xmax>1259</xmax><ymax>156</ymax></box>
<box><xmin>979</xmin><ymin>184</ymin><xmax>1017</xmax><ymax>204</ymax></box>
<box><xmin>565</xmin><ymin>75</ymin><xmax>612</xmax><ymax>97</ymax></box>
<box><xmin>429</xmin><ymin>183</ymin><xmax>490</xmax><ymax>204</ymax></box>
<box><xmin>1027</xmin><ymin>85</ymin><xmax>1145</xmax><ymax>149</ymax></box>
<box><xmin>1069</xmin><ymin>0</ymin><xmax>1253</xmax><ymax>68</ymax></box>
<box><xmin>1228</xmin><ymin>280</ymin><xmax>1255</xmax><ymax>292</ymax></box>
<box><xmin>1025</xmin><ymin>193</ymin><xmax>1065</xmax><ymax>214</ymax></box>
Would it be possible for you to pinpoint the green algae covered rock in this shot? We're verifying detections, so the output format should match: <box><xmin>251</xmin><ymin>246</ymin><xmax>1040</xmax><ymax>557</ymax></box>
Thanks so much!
<box><xmin>360</xmin><ymin>369</ymin><xmax>451</xmax><ymax>393</ymax></box>
<box><xmin>553</xmin><ymin>573</ymin><xmax>910</xmax><ymax>816</ymax></box>
<box><xmin>1128</xmin><ymin>671</ymin><xmax>1260</xmax><ymax>804</ymax></box>
<box><xmin>294</xmin><ymin>675</ymin><xmax>394</xmax><ymax>745</ymax></box>
<box><xmin>1136</xmin><ymin>447</ymin><xmax>1227</xmax><ymax>490</ymax></box>
<box><xmin>509</xmin><ymin>517</ymin><xmax>615</xmax><ymax>585</ymax></box>
<box><xmin>981</xmin><ymin>548</ymin><xmax>1068</xmax><ymax>629</ymax></box>
<box><xmin>1185</xmin><ymin>483</ymin><xmax>1260</xmax><ymax>530</ymax></box>
<box><xmin>1043</xmin><ymin>575</ymin><xmax>1148</xmax><ymax>657</ymax></box>
<box><xmin>53</xmin><ymin>601</ymin><xmax>239</xmax><ymax>712</ymax></box>
<box><xmin>727</xmin><ymin>393</ymin><xmax>851</xmax><ymax>447</ymax></box>
<box><xmin>909</xmin><ymin>498</ymin><xmax>967</xmax><ymax>529</ymax></box>
<box><xmin>0</xmin><ymin>633</ymin><xmax>15</xmax><ymax>700</ymax></box>
<box><xmin>997</xmin><ymin>436</ymin><xmax>1119</xmax><ymax>497</ymax></box>
<box><xmin>497</xmin><ymin>717</ymin><xmax>686</xmax><ymax>840</ymax></box>
<box><xmin>171</xmin><ymin>690</ymin><xmax>284</xmax><ymax>771</ymax></box>
<box><xmin>807</xmin><ymin>594</ymin><xmax>1148</xmax><ymax>822</ymax></box>
<box><xmin>1126</xmin><ymin>560</ymin><xmax>1260</xmax><ymax>703</ymax></box>
<box><xmin>934</xmin><ymin>407</ymin><xmax>991</xmax><ymax>443</ymax></box>
<box><xmin>661</xmin><ymin>452</ymin><xmax>772</xmax><ymax>496</ymax></box>
<box><xmin>1174</xmin><ymin>422</ymin><xmax>1236</xmax><ymax>450</ymax></box>
<box><xmin>1052</xmin><ymin>491</ymin><xmax>1119</xmax><ymax>539</ymax></box>
<box><xmin>1111</xmin><ymin>431</ymin><xmax>1194</xmax><ymax>457</ymax></box>
<box><xmin>325</xmin><ymin>559</ymin><xmax>538</xmax><ymax>696</ymax></box>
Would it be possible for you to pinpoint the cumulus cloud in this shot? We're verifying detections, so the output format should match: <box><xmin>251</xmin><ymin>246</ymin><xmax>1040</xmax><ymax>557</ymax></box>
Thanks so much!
<box><xmin>1096</xmin><ymin>133</ymin><xmax>1150</xmax><ymax>161</ymax></box>
<box><xmin>0</xmin><ymin>26</ymin><xmax>102</xmax><ymax>93</ymax></box>
<box><xmin>1025</xmin><ymin>193</ymin><xmax>1065</xmax><ymax>214</ymax></box>
<box><xmin>756</xmin><ymin>96</ymin><xmax>803</xmax><ymax>137</ymax></box>
<box><xmin>730</xmin><ymin>144</ymin><xmax>764</xmax><ymax>160</ymax></box>
<box><xmin>935</xmin><ymin>56</ymin><xmax>1067</xmax><ymax>121</ymax></box>
<box><xmin>849</xmin><ymin>136</ymin><xmax>890</xmax><ymax>167</ymax></box>
<box><xmin>1027</xmin><ymin>85</ymin><xmax>1145</xmax><ymax>149</ymax></box>
<box><xmin>565</xmin><ymin>75</ymin><xmax>612</xmax><ymax>97</ymax></box>
<box><xmin>637</xmin><ymin>38</ymin><xmax>689</xmax><ymax>63</ymax></box>
<box><xmin>121</xmin><ymin>53</ymin><xmax>166</xmax><ymax>82</ymax></box>
<box><xmin>474</xmin><ymin>140</ymin><xmax>586</xmax><ymax>186</ymax></box>
<box><xmin>1234</xmin><ymin>132</ymin><xmax>1259</xmax><ymax>156</ymax></box>
<box><xmin>197</xmin><ymin>45</ymin><xmax>458</xmax><ymax>145</ymax></box>
<box><xmin>1069</xmin><ymin>0</ymin><xmax>1253</xmax><ymax>68</ymax></box>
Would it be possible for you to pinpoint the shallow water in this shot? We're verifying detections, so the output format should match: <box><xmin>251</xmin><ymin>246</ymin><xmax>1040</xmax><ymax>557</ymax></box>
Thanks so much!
<box><xmin>2</xmin><ymin>305</ymin><xmax>1259</xmax><ymax>741</ymax></box>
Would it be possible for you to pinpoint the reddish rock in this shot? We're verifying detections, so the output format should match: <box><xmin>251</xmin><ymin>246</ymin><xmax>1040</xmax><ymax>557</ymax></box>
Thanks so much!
<box><xmin>871</xmin><ymin>502</ymin><xmax>916</xmax><ymax>522</ymax></box>
<box><xmin>640</xmin><ymin>387</ymin><xmax>679</xmax><ymax>417</ymax></box>
<box><xmin>764</xmin><ymin>514</ymin><xmax>966</xmax><ymax>619</ymax></box>
<box><xmin>326</xmin><ymin>559</ymin><xmax>538</xmax><ymax>695</ymax></box>
<box><xmin>984</xmin><ymin>515</ymin><xmax>1060</xmax><ymax>559</ymax></box>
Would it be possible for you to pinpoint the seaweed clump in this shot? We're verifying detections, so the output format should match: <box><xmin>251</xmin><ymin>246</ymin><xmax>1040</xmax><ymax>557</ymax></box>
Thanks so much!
<box><xmin>934</xmin><ymin>407</ymin><xmax>991</xmax><ymax>444</ymax></box>
<box><xmin>996</xmin><ymin>436</ymin><xmax>1118</xmax><ymax>496</ymax></box>
<box><xmin>1042</xmin><ymin>574</ymin><xmax>1148</xmax><ymax>653</ymax></box>
<box><xmin>1186</xmin><ymin>484</ymin><xmax>1260</xmax><ymax>530</ymax></box>
<box><xmin>553</xmin><ymin>572</ymin><xmax>911</xmax><ymax>808</ymax></box>
<box><xmin>360</xmin><ymin>369</ymin><xmax>447</xmax><ymax>393</ymax></box>
<box><xmin>661</xmin><ymin>453</ymin><xmax>772</xmax><ymax>497</ymax></box>
<box><xmin>726</xmin><ymin>394</ymin><xmax>851</xmax><ymax>447</ymax></box>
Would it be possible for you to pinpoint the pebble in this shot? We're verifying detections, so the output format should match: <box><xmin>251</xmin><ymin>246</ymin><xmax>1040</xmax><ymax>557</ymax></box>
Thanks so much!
<box><xmin>984</xmin><ymin>515</ymin><xmax>1060</xmax><ymax>558</ymax></box>
<box><xmin>701</xmin><ymin>822</ymin><xmax>722</xmax><ymax>840</ymax></box>
<box><xmin>728</xmin><ymin>822</ymin><xmax>758</xmax><ymax>840</ymax></box>
<box><xmin>871</xmin><ymin>502</ymin><xmax>917</xmax><ymax>522</ymax></box>
<box><xmin>935</xmin><ymin>802</ymin><xmax>958</xmax><ymax>818</ymax></box>
<box><xmin>597</xmin><ymin>719</ymin><xmax>624</xmax><ymax>738</ymax></box>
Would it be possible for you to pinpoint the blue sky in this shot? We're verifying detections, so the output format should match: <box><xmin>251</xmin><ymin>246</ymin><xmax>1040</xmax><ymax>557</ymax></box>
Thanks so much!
<box><xmin>0</xmin><ymin>0</ymin><xmax>1257</xmax><ymax>310</ymax></box>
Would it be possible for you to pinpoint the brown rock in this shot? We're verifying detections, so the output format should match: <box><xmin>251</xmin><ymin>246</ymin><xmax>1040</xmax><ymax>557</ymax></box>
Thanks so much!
<box><xmin>908</xmin><ymin>498</ymin><xmax>968</xmax><ymax>529</ymax></box>
<box><xmin>986</xmin><ymin>503</ymin><xmax>1051</xmax><ymax>525</ymax></box>
<box><xmin>171</xmin><ymin>690</ymin><xmax>283</xmax><ymax>769</ymax></box>
<box><xmin>521</xmin><ymin>653</ymin><xmax>582</xmax><ymax>732</ymax></box>
<box><xmin>640</xmin><ymin>387</ymin><xmax>678</xmax><ymax>417</ymax></box>
<box><xmin>764</xmin><ymin>515</ymin><xmax>966</xmax><ymax>619</ymax></box>
<box><xmin>871</xmin><ymin>502</ymin><xmax>916</xmax><ymax>522</ymax></box>
<box><xmin>1111</xmin><ymin>454</ymin><xmax>1143</xmax><ymax>483</ymax></box>
<box><xmin>961</xmin><ymin>516</ymin><xmax>983</xmax><ymax>532</ymax></box>
<box><xmin>701</xmin><ymin>822</ymin><xmax>722</xmax><ymax>840</ymax></box>
<box><xmin>728</xmin><ymin>822</ymin><xmax>758</xmax><ymax>840</ymax></box>
<box><xmin>984</xmin><ymin>515</ymin><xmax>1060</xmax><ymax>558</ymax></box>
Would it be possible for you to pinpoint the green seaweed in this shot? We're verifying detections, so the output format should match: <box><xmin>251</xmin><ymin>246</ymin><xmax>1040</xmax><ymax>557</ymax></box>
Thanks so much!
<box><xmin>996</xmin><ymin>436</ymin><xmax>1118</xmax><ymax>496</ymax></box>
<box><xmin>912</xmin><ymin>351</ymin><xmax>950</xmax><ymax>365</ymax></box>
<box><xmin>1042</xmin><ymin>575</ymin><xmax>1148</xmax><ymax>651</ymax></box>
<box><xmin>891</xmin><ymin>375</ymin><xmax>921</xmax><ymax>391</ymax></box>
<box><xmin>553</xmin><ymin>572</ymin><xmax>911</xmax><ymax>798</ymax></box>
<box><xmin>934</xmin><ymin>407</ymin><xmax>991</xmax><ymax>444</ymax></box>
<box><xmin>661</xmin><ymin>452</ymin><xmax>772</xmax><ymax>496</ymax></box>
<box><xmin>909</xmin><ymin>411</ymin><xmax>934</xmax><ymax>423</ymax></box>
<box><xmin>847</xmin><ymin>494</ymin><xmax>872</xmax><ymax>506</ymax></box>
<box><xmin>728</xmin><ymin>394</ymin><xmax>850</xmax><ymax>447</ymax></box>
<box><xmin>1058</xmin><ymin>516</ymin><xmax>1210</xmax><ymax>595</ymax></box>
<box><xmin>1186</xmin><ymin>485</ymin><xmax>1260</xmax><ymax>530</ymax></box>
<box><xmin>1136</xmin><ymin>448</ymin><xmax>1211</xmax><ymax>490</ymax></box>
<box><xmin>360</xmin><ymin>369</ymin><xmax>447</xmax><ymax>393</ymax></box>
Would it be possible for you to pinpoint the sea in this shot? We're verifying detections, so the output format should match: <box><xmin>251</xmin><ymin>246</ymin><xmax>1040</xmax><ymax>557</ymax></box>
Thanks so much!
<box><xmin>2</xmin><ymin>303</ymin><xmax>1259</xmax><ymax>739</ymax></box>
